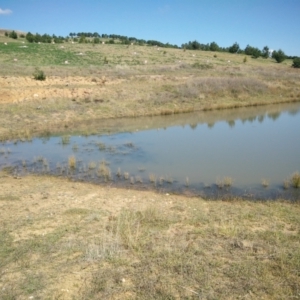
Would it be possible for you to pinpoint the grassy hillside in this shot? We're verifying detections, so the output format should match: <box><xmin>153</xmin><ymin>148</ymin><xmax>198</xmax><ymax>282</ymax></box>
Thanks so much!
<box><xmin>0</xmin><ymin>32</ymin><xmax>299</xmax><ymax>141</ymax></box>
<box><xmin>0</xmin><ymin>32</ymin><xmax>295</xmax><ymax>70</ymax></box>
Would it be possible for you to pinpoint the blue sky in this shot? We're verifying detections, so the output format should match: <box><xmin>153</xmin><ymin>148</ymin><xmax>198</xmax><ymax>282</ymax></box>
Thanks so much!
<box><xmin>1</xmin><ymin>0</ymin><xmax>299</xmax><ymax>56</ymax></box>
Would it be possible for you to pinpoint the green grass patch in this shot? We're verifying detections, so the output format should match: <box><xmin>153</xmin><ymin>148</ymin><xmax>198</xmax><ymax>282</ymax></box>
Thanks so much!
<box><xmin>0</xmin><ymin>194</ymin><xmax>20</xmax><ymax>201</ymax></box>
<box><xmin>64</xmin><ymin>208</ymin><xmax>91</xmax><ymax>215</ymax></box>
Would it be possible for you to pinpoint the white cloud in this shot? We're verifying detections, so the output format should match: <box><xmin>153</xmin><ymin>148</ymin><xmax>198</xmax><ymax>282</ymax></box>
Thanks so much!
<box><xmin>0</xmin><ymin>8</ymin><xmax>12</xmax><ymax>15</ymax></box>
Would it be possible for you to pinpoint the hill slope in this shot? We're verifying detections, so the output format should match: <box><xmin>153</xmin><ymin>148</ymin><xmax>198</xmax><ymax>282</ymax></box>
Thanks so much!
<box><xmin>0</xmin><ymin>30</ymin><xmax>299</xmax><ymax>140</ymax></box>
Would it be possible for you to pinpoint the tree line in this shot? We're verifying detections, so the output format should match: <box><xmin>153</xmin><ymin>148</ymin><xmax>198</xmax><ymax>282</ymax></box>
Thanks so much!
<box><xmin>4</xmin><ymin>30</ymin><xmax>299</xmax><ymax>67</ymax></box>
<box><xmin>70</xmin><ymin>32</ymin><xmax>179</xmax><ymax>48</ymax></box>
<box><xmin>181</xmin><ymin>40</ymin><xmax>293</xmax><ymax>63</ymax></box>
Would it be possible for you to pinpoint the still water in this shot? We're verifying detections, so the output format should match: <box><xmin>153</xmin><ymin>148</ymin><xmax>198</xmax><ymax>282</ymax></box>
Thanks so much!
<box><xmin>1</xmin><ymin>102</ymin><xmax>300</xmax><ymax>200</ymax></box>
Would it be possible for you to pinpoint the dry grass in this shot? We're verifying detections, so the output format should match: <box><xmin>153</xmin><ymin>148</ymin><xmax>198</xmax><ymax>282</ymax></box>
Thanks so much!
<box><xmin>68</xmin><ymin>155</ymin><xmax>76</xmax><ymax>169</ymax></box>
<box><xmin>283</xmin><ymin>179</ymin><xmax>290</xmax><ymax>190</ymax></box>
<box><xmin>261</xmin><ymin>178</ymin><xmax>270</xmax><ymax>188</ymax></box>
<box><xmin>216</xmin><ymin>176</ymin><xmax>233</xmax><ymax>188</ymax></box>
<box><xmin>149</xmin><ymin>173</ymin><xmax>156</xmax><ymax>184</ymax></box>
<box><xmin>224</xmin><ymin>176</ymin><xmax>234</xmax><ymax>187</ymax></box>
<box><xmin>116</xmin><ymin>167</ymin><xmax>122</xmax><ymax>178</ymax></box>
<box><xmin>88</xmin><ymin>161</ymin><xmax>97</xmax><ymax>170</ymax></box>
<box><xmin>0</xmin><ymin>172</ymin><xmax>299</xmax><ymax>299</ymax></box>
<box><xmin>98</xmin><ymin>160</ymin><xmax>111</xmax><ymax>181</ymax></box>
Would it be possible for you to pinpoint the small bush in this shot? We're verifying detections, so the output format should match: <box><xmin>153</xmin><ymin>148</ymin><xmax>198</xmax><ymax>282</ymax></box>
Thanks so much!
<box><xmin>9</xmin><ymin>30</ymin><xmax>18</xmax><ymax>39</ymax></box>
<box><xmin>93</xmin><ymin>37</ymin><xmax>100</xmax><ymax>44</ymax></box>
<box><xmin>290</xmin><ymin>172</ymin><xmax>300</xmax><ymax>188</ymax></box>
<box><xmin>79</xmin><ymin>36</ymin><xmax>86</xmax><ymax>43</ymax></box>
<box><xmin>33</xmin><ymin>68</ymin><xmax>46</xmax><ymax>81</ymax></box>
<box><xmin>272</xmin><ymin>49</ymin><xmax>286</xmax><ymax>63</ymax></box>
<box><xmin>292</xmin><ymin>57</ymin><xmax>300</xmax><ymax>68</ymax></box>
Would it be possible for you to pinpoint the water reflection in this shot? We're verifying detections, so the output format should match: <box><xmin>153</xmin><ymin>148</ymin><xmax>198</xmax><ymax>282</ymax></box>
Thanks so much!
<box><xmin>1</xmin><ymin>102</ymin><xmax>300</xmax><ymax>200</ymax></box>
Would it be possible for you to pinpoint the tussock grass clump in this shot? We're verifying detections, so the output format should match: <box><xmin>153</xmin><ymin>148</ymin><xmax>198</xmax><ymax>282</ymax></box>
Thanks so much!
<box><xmin>88</xmin><ymin>161</ymin><xmax>97</xmax><ymax>169</ymax></box>
<box><xmin>0</xmin><ymin>147</ymin><xmax>10</xmax><ymax>155</ymax></box>
<box><xmin>34</xmin><ymin>155</ymin><xmax>44</xmax><ymax>163</ymax></box>
<box><xmin>124</xmin><ymin>141</ymin><xmax>135</xmax><ymax>148</ymax></box>
<box><xmin>82</xmin><ymin>235</ymin><xmax>122</xmax><ymax>262</ymax></box>
<box><xmin>185</xmin><ymin>176</ymin><xmax>189</xmax><ymax>187</ymax></box>
<box><xmin>60</xmin><ymin>135</ymin><xmax>70</xmax><ymax>145</ymax></box>
<box><xmin>261</xmin><ymin>178</ymin><xmax>270</xmax><ymax>188</ymax></box>
<box><xmin>216</xmin><ymin>177</ymin><xmax>224</xmax><ymax>189</ymax></box>
<box><xmin>165</xmin><ymin>175</ymin><xmax>173</xmax><ymax>184</ymax></box>
<box><xmin>98</xmin><ymin>161</ymin><xmax>111</xmax><ymax>181</ymax></box>
<box><xmin>224</xmin><ymin>176</ymin><xmax>233</xmax><ymax>187</ymax></box>
<box><xmin>149</xmin><ymin>173</ymin><xmax>156</xmax><ymax>183</ymax></box>
<box><xmin>138</xmin><ymin>166</ymin><xmax>146</xmax><ymax>172</ymax></box>
<box><xmin>116</xmin><ymin>167</ymin><xmax>122</xmax><ymax>178</ymax></box>
<box><xmin>68</xmin><ymin>155</ymin><xmax>76</xmax><ymax>169</ymax></box>
<box><xmin>135</xmin><ymin>175</ymin><xmax>143</xmax><ymax>183</ymax></box>
<box><xmin>97</xmin><ymin>142</ymin><xmax>106</xmax><ymax>151</ymax></box>
<box><xmin>217</xmin><ymin>176</ymin><xmax>233</xmax><ymax>188</ymax></box>
<box><xmin>283</xmin><ymin>179</ymin><xmax>290</xmax><ymax>190</ymax></box>
<box><xmin>290</xmin><ymin>172</ymin><xmax>300</xmax><ymax>188</ymax></box>
<box><xmin>159</xmin><ymin>176</ymin><xmax>165</xmax><ymax>185</ymax></box>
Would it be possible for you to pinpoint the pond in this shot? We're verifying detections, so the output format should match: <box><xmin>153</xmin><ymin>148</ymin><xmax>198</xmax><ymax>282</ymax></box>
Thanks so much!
<box><xmin>1</xmin><ymin>102</ymin><xmax>300</xmax><ymax>200</ymax></box>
